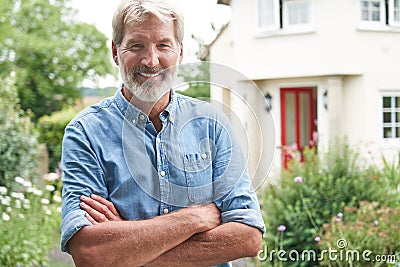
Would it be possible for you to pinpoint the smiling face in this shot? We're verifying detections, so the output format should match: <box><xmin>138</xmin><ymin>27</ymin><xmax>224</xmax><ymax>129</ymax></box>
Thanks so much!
<box><xmin>113</xmin><ymin>15</ymin><xmax>183</xmax><ymax>102</ymax></box>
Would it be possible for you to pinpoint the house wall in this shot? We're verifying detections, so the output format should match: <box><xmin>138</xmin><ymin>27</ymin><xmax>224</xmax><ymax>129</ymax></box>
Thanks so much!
<box><xmin>208</xmin><ymin>0</ymin><xmax>400</xmax><ymax>179</ymax></box>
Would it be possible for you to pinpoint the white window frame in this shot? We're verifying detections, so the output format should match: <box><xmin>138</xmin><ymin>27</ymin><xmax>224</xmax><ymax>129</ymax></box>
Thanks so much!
<box><xmin>282</xmin><ymin>0</ymin><xmax>313</xmax><ymax>30</ymax></box>
<box><xmin>382</xmin><ymin>94</ymin><xmax>400</xmax><ymax>139</ymax></box>
<box><xmin>359</xmin><ymin>0</ymin><xmax>386</xmax><ymax>26</ymax></box>
<box><xmin>256</xmin><ymin>0</ymin><xmax>313</xmax><ymax>35</ymax></box>
<box><xmin>257</xmin><ymin>0</ymin><xmax>280</xmax><ymax>32</ymax></box>
<box><xmin>389</xmin><ymin>0</ymin><xmax>400</xmax><ymax>26</ymax></box>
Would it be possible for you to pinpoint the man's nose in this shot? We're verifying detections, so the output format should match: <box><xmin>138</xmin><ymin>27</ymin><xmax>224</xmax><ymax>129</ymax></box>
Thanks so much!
<box><xmin>141</xmin><ymin>46</ymin><xmax>159</xmax><ymax>67</ymax></box>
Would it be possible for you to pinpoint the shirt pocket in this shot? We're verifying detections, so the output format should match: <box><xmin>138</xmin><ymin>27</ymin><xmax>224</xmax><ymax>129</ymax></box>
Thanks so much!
<box><xmin>183</xmin><ymin>151</ymin><xmax>213</xmax><ymax>204</ymax></box>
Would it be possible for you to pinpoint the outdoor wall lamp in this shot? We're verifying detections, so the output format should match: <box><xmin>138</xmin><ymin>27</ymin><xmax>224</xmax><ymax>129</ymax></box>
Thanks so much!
<box><xmin>264</xmin><ymin>93</ymin><xmax>272</xmax><ymax>112</ymax></box>
<box><xmin>323</xmin><ymin>90</ymin><xmax>328</xmax><ymax>110</ymax></box>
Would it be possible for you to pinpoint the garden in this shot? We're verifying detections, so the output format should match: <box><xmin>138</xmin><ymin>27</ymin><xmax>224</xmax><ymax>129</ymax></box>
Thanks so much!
<box><xmin>257</xmin><ymin>141</ymin><xmax>400</xmax><ymax>266</ymax></box>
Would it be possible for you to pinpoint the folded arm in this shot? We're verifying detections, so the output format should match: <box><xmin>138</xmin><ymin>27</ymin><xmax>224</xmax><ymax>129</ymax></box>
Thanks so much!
<box><xmin>69</xmin><ymin>202</ymin><xmax>221</xmax><ymax>267</ymax></box>
<box><xmin>145</xmin><ymin>221</ymin><xmax>262</xmax><ymax>267</ymax></box>
<box><xmin>80</xmin><ymin>195</ymin><xmax>262</xmax><ymax>267</ymax></box>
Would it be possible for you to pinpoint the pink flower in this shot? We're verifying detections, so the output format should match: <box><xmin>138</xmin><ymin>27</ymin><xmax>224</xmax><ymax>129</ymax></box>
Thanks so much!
<box><xmin>294</xmin><ymin>176</ymin><xmax>303</xmax><ymax>183</ymax></box>
<box><xmin>277</xmin><ymin>225</ymin><xmax>286</xmax><ymax>232</ymax></box>
<box><xmin>337</xmin><ymin>212</ymin><xmax>343</xmax><ymax>218</ymax></box>
<box><xmin>43</xmin><ymin>172</ymin><xmax>60</xmax><ymax>182</ymax></box>
<box><xmin>314</xmin><ymin>236</ymin><xmax>321</xmax><ymax>242</ymax></box>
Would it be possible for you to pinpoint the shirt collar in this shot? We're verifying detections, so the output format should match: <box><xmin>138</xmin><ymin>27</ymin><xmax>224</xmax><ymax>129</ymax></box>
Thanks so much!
<box><xmin>114</xmin><ymin>85</ymin><xmax>177</xmax><ymax>125</ymax></box>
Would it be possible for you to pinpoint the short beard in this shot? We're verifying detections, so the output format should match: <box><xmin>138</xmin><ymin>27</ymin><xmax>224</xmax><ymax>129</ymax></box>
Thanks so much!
<box><xmin>118</xmin><ymin>55</ymin><xmax>178</xmax><ymax>103</ymax></box>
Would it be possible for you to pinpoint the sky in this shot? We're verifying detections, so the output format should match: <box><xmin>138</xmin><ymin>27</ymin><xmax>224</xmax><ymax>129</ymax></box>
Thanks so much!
<box><xmin>70</xmin><ymin>0</ymin><xmax>231</xmax><ymax>62</ymax></box>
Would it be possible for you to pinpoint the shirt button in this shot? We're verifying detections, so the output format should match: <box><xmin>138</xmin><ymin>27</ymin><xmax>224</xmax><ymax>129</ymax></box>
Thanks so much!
<box><xmin>156</xmin><ymin>138</ymin><xmax>161</xmax><ymax>144</ymax></box>
<box><xmin>160</xmin><ymin>171</ymin><xmax>166</xmax><ymax>177</ymax></box>
<box><xmin>131</xmin><ymin>119</ymin><xmax>136</xmax><ymax>124</ymax></box>
<box><xmin>169</xmin><ymin>117</ymin><xmax>174</xmax><ymax>123</ymax></box>
<box><xmin>163</xmin><ymin>208</ymin><xmax>169</xmax><ymax>214</ymax></box>
<box><xmin>201</xmin><ymin>153</ymin><xmax>207</xmax><ymax>159</ymax></box>
<box><xmin>139</xmin><ymin>114</ymin><xmax>146</xmax><ymax>121</ymax></box>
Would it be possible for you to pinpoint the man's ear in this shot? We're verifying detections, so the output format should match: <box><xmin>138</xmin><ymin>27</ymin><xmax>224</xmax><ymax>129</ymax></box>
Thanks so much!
<box><xmin>178</xmin><ymin>42</ymin><xmax>183</xmax><ymax>64</ymax></box>
<box><xmin>112</xmin><ymin>41</ymin><xmax>119</xmax><ymax>66</ymax></box>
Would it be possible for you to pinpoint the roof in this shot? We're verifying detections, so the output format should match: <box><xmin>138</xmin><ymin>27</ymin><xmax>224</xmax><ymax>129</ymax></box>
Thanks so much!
<box><xmin>217</xmin><ymin>0</ymin><xmax>230</xmax><ymax>5</ymax></box>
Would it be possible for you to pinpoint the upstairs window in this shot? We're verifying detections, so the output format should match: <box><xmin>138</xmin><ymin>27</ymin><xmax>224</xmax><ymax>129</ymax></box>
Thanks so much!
<box><xmin>360</xmin><ymin>0</ymin><xmax>400</xmax><ymax>26</ymax></box>
<box><xmin>389</xmin><ymin>0</ymin><xmax>400</xmax><ymax>25</ymax></box>
<box><xmin>361</xmin><ymin>0</ymin><xmax>384</xmax><ymax>22</ymax></box>
<box><xmin>258</xmin><ymin>0</ymin><xmax>279</xmax><ymax>31</ymax></box>
<box><xmin>382</xmin><ymin>95</ymin><xmax>400</xmax><ymax>138</ymax></box>
<box><xmin>283</xmin><ymin>0</ymin><xmax>311</xmax><ymax>26</ymax></box>
<box><xmin>258</xmin><ymin>0</ymin><xmax>312</xmax><ymax>32</ymax></box>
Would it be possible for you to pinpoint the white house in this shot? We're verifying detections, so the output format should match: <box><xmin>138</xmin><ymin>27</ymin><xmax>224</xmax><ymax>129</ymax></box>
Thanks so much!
<box><xmin>204</xmin><ymin>0</ymin><xmax>400</xmax><ymax>183</ymax></box>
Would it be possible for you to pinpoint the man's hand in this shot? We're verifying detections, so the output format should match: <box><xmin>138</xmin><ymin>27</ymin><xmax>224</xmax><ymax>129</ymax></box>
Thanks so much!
<box><xmin>80</xmin><ymin>194</ymin><xmax>221</xmax><ymax>231</ymax></box>
<box><xmin>189</xmin><ymin>203</ymin><xmax>221</xmax><ymax>232</ymax></box>
<box><xmin>80</xmin><ymin>194</ymin><xmax>122</xmax><ymax>224</ymax></box>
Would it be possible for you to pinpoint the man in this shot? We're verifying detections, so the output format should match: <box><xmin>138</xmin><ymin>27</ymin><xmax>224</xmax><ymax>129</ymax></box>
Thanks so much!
<box><xmin>61</xmin><ymin>0</ymin><xmax>265</xmax><ymax>266</ymax></box>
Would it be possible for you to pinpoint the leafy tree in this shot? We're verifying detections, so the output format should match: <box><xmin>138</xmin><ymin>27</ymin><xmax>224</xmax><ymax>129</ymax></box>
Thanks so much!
<box><xmin>0</xmin><ymin>0</ymin><xmax>116</xmax><ymax>120</ymax></box>
<box><xmin>176</xmin><ymin>62</ymin><xmax>210</xmax><ymax>99</ymax></box>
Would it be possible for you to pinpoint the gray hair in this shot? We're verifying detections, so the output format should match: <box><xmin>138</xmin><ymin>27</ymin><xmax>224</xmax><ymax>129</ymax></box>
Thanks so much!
<box><xmin>112</xmin><ymin>0</ymin><xmax>184</xmax><ymax>47</ymax></box>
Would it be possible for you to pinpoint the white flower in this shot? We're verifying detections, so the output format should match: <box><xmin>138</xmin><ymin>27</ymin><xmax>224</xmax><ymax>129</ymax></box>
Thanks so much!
<box><xmin>33</xmin><ymin>189</ymin><xmax>43</xmax><ymax>196</ymax></box>
<box><xmin>26</xmin><ymin>187</ymin><xmax>34</xmax><ymax>193</ymax></box>
<box><xmin>6</xmin><ymin>207</ymin><xmax>12</xmax><ymax>213</ymax></box>
<box><xmin>14</xmin><ymin>199</ymin><xmax>22</xmax><ymax>209</ymax></box>
<box><xmin>57</xmin><ymin>206</ymin><xmax>62</xmax><ymax>213</ymax></box>
<box><xmin>10</xmin><ymin>192</ymin><xmax>25</xmax><ymax>200</ymax></box>
<box><xmin>0</xmin><ymin>196</ymin><xmax>11</xmax><ymax>206</ymax></box>
<box><xmin>45</xmin><ymin>185</ymin><xmax>56</xmax><ymax>192</ymax></box>
<box><xmin>41</xmin><ymin>198</ymin><xmax>50</xmax><ymax>205</ymax></box>
<box><xmin>23</xmin><ymin>181</ymin><xmax>32</xmax><ymax>188</ymax></box>
<box><xmin>0</xmin><ymin>186</ymin><xmax>7</xmax><ymax>195</ymax></box>
<box><xmin>18</xmin><ymin>213</ymin><xmax>25</xmax><ymax>219</ymax></box>
<box><xmin>52</xmin><ymin>195</ymin><xmax>62</xmax><ymax>203</ymax></box>
<box><xmin>42</xmin><ymin>206</ymin><xmax>52</xmax><ymax>215</ymax></box>
<box><xmin>14</xmin><ymin>176</ymin><xmax>25</xmax><ymax>184</ymax></box>
<box><xmin>2</xmin><ymin>212</ymin><xmax>10</xmax><ymax>221</ymax></box>
<box><xmin>23</xmin><ymin>203</ymin><xmax>31</xmax><ymax>209</ymax></box>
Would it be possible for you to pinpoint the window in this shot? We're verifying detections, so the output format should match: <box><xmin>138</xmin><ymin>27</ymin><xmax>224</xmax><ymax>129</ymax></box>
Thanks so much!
<box><xmin>360</xmin><ymin>0</ymin><xmax>400</xmax><ymax>26</ymax></box>
<box><xmin>382</xmin><ymin>96</ymin><xmax>400</xmax><ymax>138</ymax></box>
<box><xmin>361</xmin><ymin>0</ymin><xmax>384</xmax><ymax>22</ymax></box>
<box><xmin>257</xmin><ymin>0</ymin><xmax>312</xmax><ymax>31</ymax></box>
<box><xmin>283</xmin><ymin>0</ymin><xmax>311</xmax><ymax>27</ymax></box>
<box><xmin>258</xmin><ymin>0</ymin><xmax>279</xmax><ymax>31</ymax></box>
<box><xmin>389</xmin><ymin>0</ymin><xmax>400</xmax><ymax>25</ymax></box>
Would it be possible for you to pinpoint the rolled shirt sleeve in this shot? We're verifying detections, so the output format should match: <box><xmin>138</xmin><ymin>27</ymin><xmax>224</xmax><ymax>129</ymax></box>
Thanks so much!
<box><xmin>60</xmin><ymin>122</ymin><xmax>106</xmax><ymax>253</ymax></box>
<box><xmin>212</xmin><ymin>114</ymin><xmax>266</xmax><ymax>234</ymax></box>
<box><xmin>60</xmin><ymin>209</ymin><xmax>91</xmax><ymax>253</ymax></box>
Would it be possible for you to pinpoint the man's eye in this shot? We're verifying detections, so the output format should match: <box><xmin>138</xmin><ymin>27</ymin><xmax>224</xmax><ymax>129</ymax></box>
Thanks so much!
<box><xmin>158</xmin><ymin>43</ymin><xmax>170</xmax><ymax>48</ymax></box>
<box><xmin>129</xmin><ymin>44</ymin><xmax>144</xmax><ymax>50</ymax></box>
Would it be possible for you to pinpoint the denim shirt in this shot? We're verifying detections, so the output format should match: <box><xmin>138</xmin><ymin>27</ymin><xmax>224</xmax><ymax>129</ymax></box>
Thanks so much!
<box><xmin>61</xmin><ymin>88</ymin><xmax>266</xmax><ymax>266</ymax></box>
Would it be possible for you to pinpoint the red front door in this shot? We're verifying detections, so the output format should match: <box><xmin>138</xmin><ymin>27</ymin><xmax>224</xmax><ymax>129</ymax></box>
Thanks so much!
<box><xmin>280</xmin><ymin>88</ymin><xmax>317</xmax><ymax>168</ymax></box>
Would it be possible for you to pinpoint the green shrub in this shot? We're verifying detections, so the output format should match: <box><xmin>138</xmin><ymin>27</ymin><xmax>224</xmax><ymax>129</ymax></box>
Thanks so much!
<box><xmin>258</xmin><ymin>139</ymin><xmax>398</xmax><ymax>266</ymax></box>
<box><xmin>37</xmin><ymin>107</ymin><xmax>78</xmax><ymax>172</ymax></box>
<box><xmin>0</xmin><ymin>74</ymin><xmax>38</xmax><ymax>188</ymax></box>
<box><xmin>0</xmin><ymin>176</ymin><xmax>62</xmax><ymax>266</ymax></box>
